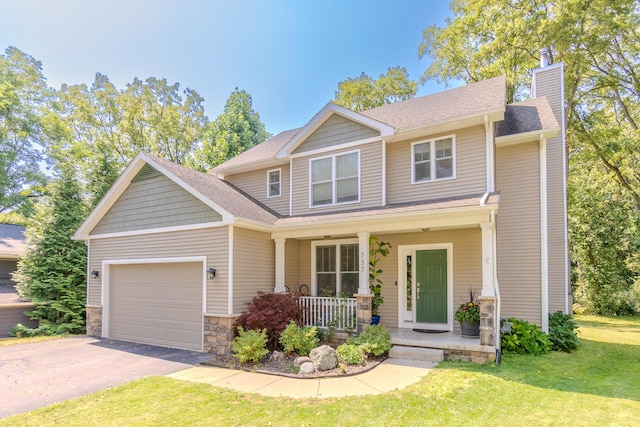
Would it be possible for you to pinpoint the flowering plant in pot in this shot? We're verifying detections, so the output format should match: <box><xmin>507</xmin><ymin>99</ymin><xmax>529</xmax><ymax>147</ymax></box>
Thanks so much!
<box><xmin>454</xmin><ymin>289</ymin><xmax>480</xmax><ymax>338</ymax></box>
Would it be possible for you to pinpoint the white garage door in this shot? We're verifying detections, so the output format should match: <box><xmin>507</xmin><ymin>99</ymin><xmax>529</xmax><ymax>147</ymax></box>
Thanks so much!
<box><xmin>109</xmin><ymin>262</ymin><xmax>203</xmax><ymax>351</ymax></box>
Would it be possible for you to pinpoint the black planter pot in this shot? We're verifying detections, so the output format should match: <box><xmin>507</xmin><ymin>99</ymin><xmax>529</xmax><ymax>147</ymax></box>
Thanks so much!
<box><xmin>460</xmin><ymin>320</ymin><xmax>480</xmax><ymax>338</ymax></box>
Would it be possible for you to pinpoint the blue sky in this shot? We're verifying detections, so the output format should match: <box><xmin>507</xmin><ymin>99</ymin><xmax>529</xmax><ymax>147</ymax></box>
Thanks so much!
<box><xmin>0</xmin><ymin>0</ymin><xmax>454</xmax><ymax>135</ymax></box>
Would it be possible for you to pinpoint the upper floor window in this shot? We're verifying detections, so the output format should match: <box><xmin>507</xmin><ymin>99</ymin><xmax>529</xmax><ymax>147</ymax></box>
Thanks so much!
<box><xmin>412</xmin><ymin>136</ymin><xmax>455</xmax><ymax>183</ymax></box>
<box><xmin>267</xmin><ymin>169</ymin><xmax>281</xmax><ymax>198</ymax></box>
<box><xmin>310</xmin><ymin>151</ymin><xmax>359</xmax><ymax>207</ymax></box>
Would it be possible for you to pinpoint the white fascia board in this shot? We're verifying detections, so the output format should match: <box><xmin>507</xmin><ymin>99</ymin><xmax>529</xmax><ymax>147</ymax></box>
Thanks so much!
<box><xmin>83</xmin><ymin>221</ymin><xmax>232</xmax><ymax>241</ymax></box>
<box><xmin>495</xmin><ymin>128</ymin><xmax>560</xmax><ymax>148</ymax></box>
<box><xmin>232</xmin><ymin>218</ymin><xmax>276</xmax><ymax>234</ymax></box>
<box><xmin>213</xmin><ymin>158</ymin><xmax>286</xmax><ymax>179</ymax></box>
<box><xmin>271</xmin><ymin>205</ymin><xmax>496</xmax><ymax>240</ymax></box>
<box><xmin>276</xmin><ymin>103</ymin><xmax>395</xmax><ymax>159</ymax></box>
<box><xmin>387</xmin><ymin>109</ymin><xmax>505</xmax><ymax>143</ymax></box>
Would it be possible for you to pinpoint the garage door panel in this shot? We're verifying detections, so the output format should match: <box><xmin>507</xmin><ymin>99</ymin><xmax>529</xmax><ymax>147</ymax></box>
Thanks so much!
<box><xmin>109</xmin><ymin>262</ymin><xmax>203</xmax><ymax>351</ymax></box>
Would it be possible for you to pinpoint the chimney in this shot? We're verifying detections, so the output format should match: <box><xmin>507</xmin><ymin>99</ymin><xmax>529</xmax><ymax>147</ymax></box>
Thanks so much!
<box><xmin>540</xmin><ymin>48</ymin><xmax>550</xmax><ymax>68</ymax></box>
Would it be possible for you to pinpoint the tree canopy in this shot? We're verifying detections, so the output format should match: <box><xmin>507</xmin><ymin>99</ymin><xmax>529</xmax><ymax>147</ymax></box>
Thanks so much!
<box><xmin>333</xmin><ymin>66</ymin><xmax>418</xmax><ymax>112</ymax></box>
<box><xmin>419</xmin><ymin>0</ymin><xmax>640</xmax><ymax>314</ymax></box>
<box><xmin>190</xmin><ymin>88</ymin><xmax>269</xmax><ymax>171</ymax></box>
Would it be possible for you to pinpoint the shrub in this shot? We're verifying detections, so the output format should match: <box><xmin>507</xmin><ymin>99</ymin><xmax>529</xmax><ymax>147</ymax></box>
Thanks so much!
<box><xmin>231</xmin><ymin>327</ymin><xmax>269</xmax><ymax>363</ymax></box>
<box><xmin>347</xmin><ymin>324</ymin><xmax>391</xmax><ymax>357</ymax></box>
<box><xmin>501</xmin><ymin>318</ymin><xmax>552</xmax><ymax>355</ymax></box>
<box><xmin>336</xmin><ymin>343</ymin><xmax>366</xmax><ymax>365</ymax></box>
<box><xmin>548</xmin><ymin>311</ymin><xmax>580</xmax><ymax>352</ymax></box>
<box><xmin>235</xmin><ymin>292</ymin><xmax>303</xmax><ymax>350</ymax></box>
<box><xmin>279</xmin><ymin>320</ymin><xmax>319</xmax><ymax>356</ymax></box>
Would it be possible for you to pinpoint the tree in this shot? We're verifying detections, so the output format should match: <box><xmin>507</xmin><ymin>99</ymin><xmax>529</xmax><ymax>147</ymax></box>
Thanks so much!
<box><xmin>13</xmin><ymin>166</ymin><xmax>88</xmax><ymax>335</ymax></box>
<box><xmin>333</xmin><ymin>66</ymin><xmax>418</xmax><ymax>112</ymax></box>
<box><xmin>418</xmin><ymin>0</ymin><xmax>640</xmax><ymax>313</ymax></box>
<box><xmin>190</xmin><ymin>88</ymin><xmax>269</xmax><ymax>171</ymax></box>
<box><xmin>53</xmin><ymin>73</ymin><xmax>208</xmax><ymax>205</ymax></box>
<box><xmin>0</xmin><ymin>47</ymin><xmax>51</xmax><ymax>216</ymax></box>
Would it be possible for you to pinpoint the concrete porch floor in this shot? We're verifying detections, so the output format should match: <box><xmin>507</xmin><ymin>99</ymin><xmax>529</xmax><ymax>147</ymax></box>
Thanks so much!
<box><xmin>387</xmin><ymin>327</ymin><xmax>495</xmax><ymax>359</ymax></box>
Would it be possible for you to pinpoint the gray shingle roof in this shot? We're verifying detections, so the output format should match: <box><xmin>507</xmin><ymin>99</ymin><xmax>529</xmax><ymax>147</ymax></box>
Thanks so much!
<box><xmin>496</xmin><ymin>96</ymin><xmax>559</xmax><ymax>137</ymax></box>
<box><xmin>0</xmin><ymin>224</ymin><xmax>27</xmax><ymax>258</ymax></box>
<box><xmin>361</xmin><ymin>75</ymin><xmax>507</xmax><ymax>129</ymax></box>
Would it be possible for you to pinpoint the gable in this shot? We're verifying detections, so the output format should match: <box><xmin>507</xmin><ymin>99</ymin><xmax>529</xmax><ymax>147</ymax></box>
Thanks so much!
<box><xmin>292</xmin><ymin>114</ymin><xmax>379</xmax><ymax>154</ymax></box>
<box><xmin>90</xmin><ymin>169</ymin><xmax>223</xmax><ymax>236</ymax></box>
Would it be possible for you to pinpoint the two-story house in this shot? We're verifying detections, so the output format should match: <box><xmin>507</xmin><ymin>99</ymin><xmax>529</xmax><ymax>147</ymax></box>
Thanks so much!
<box><xmin>74</xmin><ymin>53</ymin><xmax>569</xmax><ymax>362</ymax></box>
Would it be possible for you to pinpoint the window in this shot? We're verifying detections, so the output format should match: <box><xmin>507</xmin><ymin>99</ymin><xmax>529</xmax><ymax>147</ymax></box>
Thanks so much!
<box><xmin>313</xmin><ymin>241</ymin><xmax>359</xmax><ymax>297</ymax></box>
<box><xmin>310</xmin><ymin>151</ymin><xmax>359</xmax><ymax>207</ymax></box>
<box><xmin>267</xmin><ymin>169</ymin><xmax>281</xmax><ymax>198</ymax></box>
<box><xmin>412</xmin><ymin>136</ymin><xmax>455</xmax><ymax>183</ymax></box>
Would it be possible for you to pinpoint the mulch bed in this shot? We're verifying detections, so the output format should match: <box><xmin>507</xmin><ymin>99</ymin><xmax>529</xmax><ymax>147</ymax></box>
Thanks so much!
<box><xmin>204</xmin><ymin>351</ymin><xmax>387</xmax><ymax>379</ymax></box>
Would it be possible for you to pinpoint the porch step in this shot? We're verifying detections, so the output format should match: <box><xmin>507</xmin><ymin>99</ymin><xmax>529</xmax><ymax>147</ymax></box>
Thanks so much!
<box><xmin>389</xmin><ymin>346</ymin><xmax>444</xmax><ymax>363</ymax></box>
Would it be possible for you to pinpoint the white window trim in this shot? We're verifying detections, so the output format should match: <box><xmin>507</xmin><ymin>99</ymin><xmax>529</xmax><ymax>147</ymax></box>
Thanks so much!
<box><xmin>267</xmin><ymin>168</ymin><xmax>281</xmax><ymax>198</ymax></box>
<box><xmin>411</xmin><ymin>135</ymin><xmax>457</xmax><ymax>184</ymax></box>
<box><xmin>308</xmin><ymin>149</ymin><xmax>361</xmax><ymax>208</ymax></box>
<box><xmin>311</xmin><ymin>238</ymin><xmax>359</xmax><ymax>296</ymax></box>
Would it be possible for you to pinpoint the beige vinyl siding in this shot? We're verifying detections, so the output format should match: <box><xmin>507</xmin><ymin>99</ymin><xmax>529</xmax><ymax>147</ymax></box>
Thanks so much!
<box><xmin>232</xmin><ymin>228</ymin><xmax>274</xmax><ymax>313</ymax></box>
<box><xmin>535</xmin><ymin>66</ymin><xmax>567</xmax><ymax>313</ymax></box>
<box><xmin>0</xmin><ymin>260</ymin><xmax>18</xmax><ymax>285</ymax></box>
<box><xmin>496</xmin><ymin>141</ymin><xmax>542</xmax><ymax>325</ymax></box>
<box><xmin>91</xmin><ymin>174</ymin><xmax>222</xmax><ymax>235</ymax></box>
<box><xmin>0</xmin><ymin>303</ymin><xmax>37</xmax><ymax>336</ymax></box>
<box><xmin>386</xmin><ymin>126</ymin><xmax>486</xmax><ymax>204</ymax></box>
<box><xmin>225</xmin><ymin>164</ymin><xmax>289</xmax><ymax>215</ymax></box>
<box><xmin>370</xmin><ymin>229</ymin><xmax>482</xmax><ymax>329</ymax></box>
<box><xmin>285</xmin><ymin>239</ymin><xmax>300</xmax><ymax>290</ymax></box>
<box><xmin>88</xmin><ymin>227</ymin><xmax>229</xmax><ymax>314</ymax></box>
<box><xmin>293</xmin><ymin>114</ymin><xmax>379</xmax><ymax>154</ymax></box>
<box><xmin>297</xmin><ymin>239</ymin><xmax>311</xmax><ymax>288</ymax></box>
<box><xmin>291</xmin><ymin>142</ymin><xmax>383</xmax><ymax>215</ymax></box>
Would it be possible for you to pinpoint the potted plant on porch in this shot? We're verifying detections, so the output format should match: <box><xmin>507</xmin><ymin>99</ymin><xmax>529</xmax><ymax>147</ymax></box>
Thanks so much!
<box><xmin>369</xmin><ymin>236</ymin><xmax>391</xmax><ymax>325</ymax></box>
<box><xmin>455</xmin><ymin>289</ymin><xmax>480</xmax><ymax>338</ymax></box>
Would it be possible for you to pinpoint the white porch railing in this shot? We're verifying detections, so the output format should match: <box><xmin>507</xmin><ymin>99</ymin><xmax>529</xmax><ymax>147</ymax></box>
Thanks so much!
<box><xmin>298</xmin><ymin>296</ymin><xmax>357</xmax><ymax>330</ymax></box>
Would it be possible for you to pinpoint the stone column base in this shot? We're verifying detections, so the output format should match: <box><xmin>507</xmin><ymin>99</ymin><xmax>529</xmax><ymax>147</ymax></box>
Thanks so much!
<box><xmin>354</xmin><ymin>294</ymin><xmax>373</xmax><ymax>333</ymax></box>
<box><xmin>86</xmin><ymin>305</ymin><xmax>103</xmax><ymax>337</ymax></box>
<box><xmin>478</xmin><ymin>296</ymin><xmax>496</xmax><ymax>346</ymax></box>
<box><xmin>204</xmin><ymin>314</ymin><xmax>239</xmax><ymax>355</ymax></box>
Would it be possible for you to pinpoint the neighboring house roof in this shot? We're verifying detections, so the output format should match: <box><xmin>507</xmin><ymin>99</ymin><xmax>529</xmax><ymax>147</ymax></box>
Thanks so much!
<box><xmin>0</xmin><ymin>224</ymin><xmax>27</xmax><ymax>259</ymax></box>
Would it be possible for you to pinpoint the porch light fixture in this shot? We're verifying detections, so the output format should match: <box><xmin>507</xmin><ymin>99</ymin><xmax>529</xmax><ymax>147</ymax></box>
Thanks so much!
<box><xmin>90</xmin><ymin>270</ymin><xmax>99</xmax><ymax>279</ymax></box>
<box><xmin>207</xmin><ymin>267</ymin><xmax>216</xmax><ymax>280</ymax></box>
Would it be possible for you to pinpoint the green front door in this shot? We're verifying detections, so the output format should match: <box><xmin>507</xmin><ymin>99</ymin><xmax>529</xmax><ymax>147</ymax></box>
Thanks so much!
<box><xmin>416</xmin><ymin>249</ymin><xmax>447</xmax><ymax>323</ymax></box>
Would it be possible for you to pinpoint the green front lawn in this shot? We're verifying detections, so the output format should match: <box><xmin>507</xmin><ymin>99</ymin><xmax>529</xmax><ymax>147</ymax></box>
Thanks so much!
<box><xmin>3</xmin><ymin>316</ymin><xmax>639</xmax><ymax>426</ymax></box>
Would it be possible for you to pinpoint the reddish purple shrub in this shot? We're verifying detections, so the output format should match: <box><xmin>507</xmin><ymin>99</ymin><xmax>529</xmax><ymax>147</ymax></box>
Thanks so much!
<box><xmin>235</xmin><ymin>292</ymin><xmax>303</xmax><ymax>349</ymax></box>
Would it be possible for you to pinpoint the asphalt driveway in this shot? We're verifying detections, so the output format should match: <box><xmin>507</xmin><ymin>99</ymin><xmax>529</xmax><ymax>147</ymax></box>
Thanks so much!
<box><xmin>0</xmin><ymin>336</ymin><xmax>211</xmax><ymax>419</ymax></box>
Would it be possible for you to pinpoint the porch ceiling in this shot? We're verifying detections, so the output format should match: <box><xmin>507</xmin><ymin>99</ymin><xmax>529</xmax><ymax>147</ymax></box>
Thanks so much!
<box><xmin>272</xmin><ymin>193</ymin><xmax>499</xmax><ymax>239</ymax></box>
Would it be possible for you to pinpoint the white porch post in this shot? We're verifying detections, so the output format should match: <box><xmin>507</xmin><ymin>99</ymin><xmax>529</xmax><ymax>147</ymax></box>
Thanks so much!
<box><xmin>480</xmin><ymin>222</ymin><xmax>496</xmax><ymax>297</ymax></box>
<box><xmin>357</xmin><ymin>231</ymin><xmax>370</xmax><ymax>295</ymax></box>
<box><xmin>274</xmin><ymin>237</ymin><xmax>286</xmax><ymax>293</ymax></box>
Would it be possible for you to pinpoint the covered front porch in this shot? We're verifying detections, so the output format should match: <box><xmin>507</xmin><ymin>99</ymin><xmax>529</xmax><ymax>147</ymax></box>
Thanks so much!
<box><xmin>270</xmin><ymin>195</ymin><xmax>501</xmax><ymax>360</ymax></box>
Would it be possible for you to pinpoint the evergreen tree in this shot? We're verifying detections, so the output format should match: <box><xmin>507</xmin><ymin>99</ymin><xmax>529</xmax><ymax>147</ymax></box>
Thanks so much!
<box><xmin>13</xmin><ymin>166</ymin><xmax>88</xmax><ymax>335</ymax></box>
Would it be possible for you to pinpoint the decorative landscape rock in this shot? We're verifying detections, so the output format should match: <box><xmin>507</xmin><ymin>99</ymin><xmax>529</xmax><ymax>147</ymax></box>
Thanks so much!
<box><xmin>269</xmin><ymin>351</ymin><xmax>284</xmax><ymax>363</ymax></box>
<box><xmin>309</xmin><ymin>345</ymin><xmax>337</xmax><ymax>371</ymax></box>
<box><xmin>293</xmin><ymin>356</ymin><xmax>312</xmax><ymax>368</ymax></box>
<box><xmin>299</xmin><ymin>362</ymin><xmax>315</xmax><ymax>374</ymax></box>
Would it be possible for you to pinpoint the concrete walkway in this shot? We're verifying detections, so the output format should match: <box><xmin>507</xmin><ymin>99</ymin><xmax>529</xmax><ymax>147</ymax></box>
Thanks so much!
<box><xmin>168</xmin><ymin>358</ymin><xmax>437</xmax><ymax>398</ymax></box>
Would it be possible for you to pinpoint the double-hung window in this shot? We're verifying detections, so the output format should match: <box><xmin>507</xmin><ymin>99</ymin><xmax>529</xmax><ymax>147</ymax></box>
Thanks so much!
<box><xmin>310</xmin><ymin>151</ymin><xmax>359</xmax><ymax>207</ymax></box>
<box><xmin>314</xmin><ymin>241</ymin><xmax>359</xmax><ymax>297</ymax></box>
<box><xmin>267</xmin><ymin>169</ymin><xmax>281</xmax><ymax>198</ymax></box>
<box><xmin>412</xmin><ymin>136</ymin><xmax>455</xmax><ymax>183</ymax></box>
